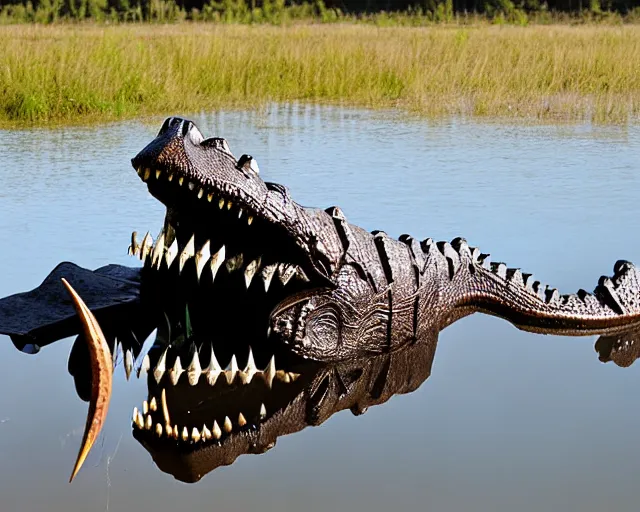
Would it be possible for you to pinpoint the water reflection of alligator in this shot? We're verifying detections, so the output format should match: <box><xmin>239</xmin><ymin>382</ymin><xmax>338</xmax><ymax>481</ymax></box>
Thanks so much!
<box><xmin>1</xmin><ymin>116</ymin><xmax>639</xmax><ymax>481</ymax></box>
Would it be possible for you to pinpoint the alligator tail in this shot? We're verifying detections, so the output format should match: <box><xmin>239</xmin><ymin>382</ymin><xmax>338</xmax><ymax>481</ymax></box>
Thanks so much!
<box><xmin>442</xmin><ymin>238</ymin><xmax>640</xmax><ymax>336</ymax></box>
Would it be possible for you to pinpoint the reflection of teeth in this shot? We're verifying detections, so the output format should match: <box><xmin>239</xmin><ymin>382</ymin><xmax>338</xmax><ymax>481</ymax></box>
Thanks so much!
<box><xmin>149</xmin><ymin>396</ymin><xmax>157</xmax><ymax>412</ymax></box>
<box><xmin>173</xmin><ymin>425</ymin><xmax>179</xmax><ymax>439</ymax></box>
<box><xmin>154</xmin><ymin>348</ymin><xmax>168</xmax><ymax>384</ymax></box>
<box><xmin>260</xmin><ymin>403</ymin><xmax>267</xmax><ymax>419</ymax></box>
<box><xmin>170</xmin><ymin>356</ymin><xmax>184</xmax><ymax>386</ymax></box>
<box><xmin>165</xmin><ymin>424</ymin><xmax>172</xmax><ymax>437</ymax></box>
<box><xmin>132</xmin><ymin>407</ymin><xmax>139</xmax><ymax>425</ymax></box>
<box><xmin>142</xmin><ymin>400</ymin><xmax>149</xmax><ymax>415</ymax></box>
<box><xmin>206</xmin><ymin>347</ymin><xmax>222</xmax><ymax>386</ymax></box>
<box><xmin>161</xmin><ymin>388</ymin><xmax>171</xmax><ymax>426</ymax></box>
<box><xmin>124</xmin><ymin>350</ymin><xmax>133</xmax><ymax>380</ymax></box>
<box><xmin>137</xmin><ymin>354</ymin><xmax>150</xmax><ymax>378</ymax></box>
<box><xmin>145</xmin><ymin>414</ymin><xmax>152</xmax><ymax>430</ymax></box>
<box><xmin>191</xmin><ymin>427</ymin><xmax>201</xmax><ymax>443</ymax></box>
<box><xmin>223</xmin><ymin>416</ymin><xmax>232</xmax><ymax>433</ymax></box>
<box><xmin>155</xmin><ymin>423</ymin><xmax>163</xmax><ymax>437</ymax></box>
<box><xmin>212</xmin><ymin>420</ymin><xmax>222</xmax><ymax>440</ymax></box>
<box><xmin>135</xmin><ymin>410</ymin><xmax>144</xmax><ymax>429</ymax></box>
<box><xmin>238</xmin><ymin>412</ymin><xmax>247</xmax><ymax>427</ymax></box>
<box><xmin>195</xmin><ymin>240</ymin><xmax>210</xmax><ymax>282</ymax></box>
<box><xmin>179</xmin><ymin>234</ymin><xmax>195</xmax><ymax>274</ymax></box>
<box><xmin>225</xmin><ymin>355</ymin><xmax>238</xmax><ymax>385</ymax></box>
<box><xmin>182</xmin><ymin>427</ymin><xmax>189</xmax><ymax>442</ymax></box>
<box><xmin>187</xmin><ymin>351</ymin><xmax>202</xmax><ymax>386</ymax></box>
<box><xmin>202</xmin><ymin>424</ymin><xmax>212</xmax><ymax>441</ymax></box>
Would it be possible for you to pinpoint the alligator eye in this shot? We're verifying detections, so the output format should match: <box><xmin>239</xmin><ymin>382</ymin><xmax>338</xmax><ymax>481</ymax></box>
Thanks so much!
<box><xmin>182</xmin><ymin>121</ymin><xmax>204</xmax><ymax>145</ymax></box>
<box><xmin>157</xmin><ymin>117</ymin><xmax>185</xmax><ymax>136</ymax></box>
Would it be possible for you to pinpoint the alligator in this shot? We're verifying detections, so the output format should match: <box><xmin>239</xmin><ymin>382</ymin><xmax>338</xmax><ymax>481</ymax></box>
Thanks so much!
<box><xmin>1</xmin><ymin>116</ymin><xmax>640</xmax><ymax>481</ymax></box>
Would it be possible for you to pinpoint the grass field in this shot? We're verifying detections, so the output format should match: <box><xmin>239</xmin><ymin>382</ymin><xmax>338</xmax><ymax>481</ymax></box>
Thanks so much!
<box><xmin>2</xmin><ymin>23</ymin><xmax>640</xmax><ymax>126</ymax></box>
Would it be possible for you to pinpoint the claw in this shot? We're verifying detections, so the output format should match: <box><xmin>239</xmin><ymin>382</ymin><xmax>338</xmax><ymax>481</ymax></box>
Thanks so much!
<box><xmin>61</xmin><ymin>278</ymin><xmax>113</xmax><ymax>483</ymax></box>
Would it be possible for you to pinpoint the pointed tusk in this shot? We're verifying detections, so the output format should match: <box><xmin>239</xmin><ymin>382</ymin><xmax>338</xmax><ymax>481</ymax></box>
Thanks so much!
<box><xmin>61</xmin><ymin>278</ymin><xmax>113</xmax><ymax>483</ymax></box>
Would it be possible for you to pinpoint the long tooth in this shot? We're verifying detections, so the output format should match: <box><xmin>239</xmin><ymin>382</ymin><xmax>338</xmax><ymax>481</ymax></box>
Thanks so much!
<box><xmin>155</xmin><ymin>423</ymin><xmax>163</xmax><ymax>437</ymax></box>
<box><xmin>135</xmin><ymin>411</ymin><xmax>144</xmax><ymax>429</ymax></box>
<box><xmin>187</xmin><ymin>351</ymin><xmax>202</xmax><ymax>386</ymax></box>
<box><xmin>124</xmin><ymin>350</ymin><xmax>133</xmax><ymax>380</ymax></box>
<box><xmin>140</xmin><ymin>232</ymin><xmax>153</xmax><ymax>263</ymax></box>
<box><xmin>261</xmin><ymin>264</ymin><xmax>277</xmax><ymax>292</ymax></box>
<box><xmin>240</xmin><ymin>347</ymin><xmax>257</xmax><ymax>384</ymax></box>
<box><xmin>191</xmin><ymin>427</ymin><xmax>201</xmax><ymax>443</ymax></box>
<box><xmin>137</xmin><ymin>354</ymin><xmax>150</xmax><ymax>378</ymax></box>
<box><xmin>178</xmin><ymin>234</ymin><xmax>196</xmax><ymax>274</ymax></box>
<box><xmin>264</xmin><ymin>356</ymin><xmax>275</xmax><ymax>389</ymax></box>
<box><xmin>202</xmin><ymin>424</ymin><xmax>212</xmax><ymax>441</ymax></box>
<box><xmin>226</xmin><ymin>253</ymin><xmax>244</xmax><ymax>273</ymax></box>
<box><xmin>149</xmin><ymin>396</ymin><xmax>157</xmax><ymax>412</ymax></box>
<box><xmin>206</xmin><ymin>347</ymin><xmax>222</xmax><ymax>386</ymax></box>
<box><xmin>128</xmin><ymin>231</ymin><xmax>140</xmax><ymax>256</ymax></box>
<box><xmin>155</xmin><ymin>169</ymin><xmax>162</xmax><ymax>179</ymax></box>
<box><xmin>225</xmin><ymin>355</ymin><xmax>238</xmax><ymax>385</ymax></box>
<box><xmin>223</xmin><ymin>416</ymin><xmax>232</xmax><ymax>433</ymax></box>
<box><xmin>151</xmin><ymin>232</ymin><xmax>165</xmax><ymax>269</ymax></box>
<box><xmin>170</xmin><ymin>356</ymin><xmax>184</xmax><ymax>386</ymax></box>
<box><xmin>154</xmin><ymin>347</ymin><xmax>168</xmax><ymax>384</ymax></box>
<box><xmin>212</xmin><ymin>420</ymin><xmax>222</xmax><ymax>440</ymax></box>
<box><xmin>143</xmin><ymin>168</ymin><xmax>151</xmax><ymax>181</ymax></box>
<box><xmin>244</xmin><ymin>257</ymin><xmax>261</xmax><ymax>288</ymax></box>
<box><xmin>195</xmin><ymin>240</ymin><xmax>211</xmax><ymax>282</ymax></box>
<box><xmin>142</xmin><ymin>400</ymin><xmax>149</xmax><ymax>415</ymax></box>
<box><xmin>181</xmin><ymin>427</ymin><xmax>189</xmax><ymax>442</ymax></box>
<box><xmin>145</xmin><ymin>414</ymin><xmax>153</xmax><ymax>430</ymax></box>
<box><xmin>210</xmin><ymin>245</ymin><xmax>226</xmax><ymax>282</ymax></box>
<box><xmin>161</xmin><ymin>388</ymin><xmax>171</xmax><ymax>426</ymax></box>
<box><xmin>165</xmin><ymin>423</ymin><xmax>172</xmax><ymax>437</ymax></box>
<box><xmin>278</xmin><ymin>264</ymin><xmax>296</xmax><ymax>286</ymax></box>
<box><xmin>260</xmin><ymin>403</ymin><xmax>267</xmax><ymax>420</ymax></box>
<box><xmin>165</xmin><ymin>238</ymin><xmax>179</xmax><ymax>269</ymax></box>
<box><xmin>238</xmin><ymin>412</ymin><xmax>247</xmax><ymax>427</ymax></box>
<box><xmin>173</xmin><ymin>425</ymin><xmax>179</xmax><ymax>439</ymax></box>
<box><xmin>218</xmin><ymin>198</ymin><xmax>224</xmax><ymax>209</ymax></box>
<box><xmin>132</xmin><ymin>407</ymin><xmax>139</xmax><ymax>425</ymax></box>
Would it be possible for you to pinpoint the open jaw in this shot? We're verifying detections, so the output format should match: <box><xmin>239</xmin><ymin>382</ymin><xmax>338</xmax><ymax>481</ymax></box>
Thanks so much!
<box><xmin>128</xmin><ymin>116</ymin><xmax>334</xmax><ymax>353</ymax></box>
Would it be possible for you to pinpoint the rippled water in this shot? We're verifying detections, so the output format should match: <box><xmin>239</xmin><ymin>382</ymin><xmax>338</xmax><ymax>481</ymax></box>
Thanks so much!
<box><xmin>1</xmin><ymin>106</ymin><xmax>639</xmax><ymax>511</ymax></box>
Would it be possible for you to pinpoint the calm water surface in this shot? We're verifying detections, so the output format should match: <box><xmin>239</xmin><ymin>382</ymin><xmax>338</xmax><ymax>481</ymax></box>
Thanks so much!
<box><xmin>1</xmin><ymin>106</ymin><xmax>639</xmax><ymax>511</ymax></box>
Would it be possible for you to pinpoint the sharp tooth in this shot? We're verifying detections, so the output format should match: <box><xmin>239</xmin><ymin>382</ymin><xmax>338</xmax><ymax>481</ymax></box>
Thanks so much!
<box><xmin>212</xmin><ymin>420</ymin><xmax>222</xmax><ymax>440</ymax></box>
<box><xmin>240</xmin><ymin>347</ymin><xmax>257</xmax><ymax>384</ymax></box>
<box><xmin>296</xmin><ymin>267</ymin><xmax>310</xmax><ymax>282</ymax></box>
<box><xmin>165</xmin><ymin>238</ymin><xmax>179</xmax><ymax>269</ymax></box>
<box><xmin>161</xmin><ymin>388</ymin><xmax>171</xmax><ymax>426</ymax></box>
<box><xmin>202</xmin><ymin>424</ymin><xmax>212</xmax><ymax>441</ymax></box>
<box><xmin>142</xmin><ymin>400</ymin><xmax>149</xmax><ymax>415</ymax></box>
<box><xmin>261</xmin><ymin>264</ymin><xmax>277</xmax><ymax>292</ymax></box>
<box><xmin>278</xmin><ymin>264</ymin><xmax>296</xmax><ymax>286</ymax></box>
<box><xmin>238</xmin><ymin>412</ymin><xmax>247</xmax><ymax>427</ymax></box>
<box><xmin>124</xmin><ymin>349</ymin><xmax>133</xmax><ymax>380</ymax></box>
<box><xmin>260</xmin><ymin>403</ymin><xmax>267</xmax><ymax>420</ymax></box>
<box><xmin>128</xmin><ymin>231</ymin><xmax>140</xmax><ymax>256</ymax></box>
<box><xmin>218</xmin><ymin>198</ymin><xmax>224</xmax><ymax>209</ymax></box>
<box><xmin>155</xmin><ymin>423</ymin><xmax>163</xmax><ymax>437</ymax></box>
<box><xmin>264</xmin><ymin>356</ymin><xmax>275</xmax><ymax>389</ymax></box>
<box><xmin>137</xmin><ymin>166</ymin><xmax>143</xmax><ymax>176</ymax></box>
<box><xmin>145</xmin><ymin>414</ymin><xmax>153</xmax><ymax>430</ymax></box>
<box><xmin>223</xmin><ymin>416</ymin><xmax>232</xmax><ymax>433</ymax></box>
<box><xmin>132</xmin><ymin>407</ymin><xmax>139</xmax><ymax>425</ymax></box>
<box><xmin>149</xmin><ymin>396</ymin><xmax>158</xmax><ymax>412</ymax></box>
<box><xmin>155</xmin><ymin>169</ymin><xmax>162</xmax><ymax>179</ymax></box>
<box><xmin>247</xmin><ymin>215</ymin><xmax>253</xmax><ymax>225</ymax></box>
<box><xmin>168</xmin><ymin>173</ymin><xmax>174</xmax><ymax>182</ymax></box>
<box><xmin>288</xmin><ymin>372</ymin><xmax>300</xmax><ymax>382</ymax></box>
<box><xmin>178</xmin><ymin>177</ymin><xmax>184</xmax><ymax>186</ymax></box>
<box><xmin>140</xmin><ymin>231</ymin><xmax>153</xmax><ymax>263</ymax></box>
<box><xmin>137</xmin><ymin>354</ymin><xmax>150</xmax><ymax>378</ymax></box>
<box><xmin>226</xmin><ymin>253</ymin><xmax>244</xmax><ymax>273</ymax></box>
<box><xmin>170</xmin><ymin>355</ymin><xmax>184</xmax><ymax>386</ymax></box>
<box><xmin>206</xmin><ymin>347</ymin><xmax>222</xmax><ymax>386</ymax></box>
<box><xmin>187</xmin><ymin>350</ymin><xmax>202</xmax><ymax>386</ymax></box>
<box><xmin>136</xmin><ymin>411</ymin><xmax>145</xmax><ymax>429</ymax></box>
<box><xmin>238</xmin><ymin>208</ymin><xmax>243</xmax><ymax>219</ymax></box>
<box><xmin>227</xmin><ymin>201</ymin><xmax>232</xmax><ymax>210</ymax></box>
<box><xmin>151</xmin><ymin>232</ymin><xmax>165</xmax><ymax>269</ymax></box>
<box><xmin>276</xmin><ymin>369</ymin><xmax>291</xmax><ymax>383</ymax></box>
<box><xmin>207</xmin><ymin>192</ymin><xmax>214</xmax><ymax>202</ymax></box>
<box><xmin>188</xmin><ymin>182</ymin><xmax>195</xmax><ymax>191</ymax></box>
<box><xmin>191</xmin><ymin>427</ymin><xmax>201</xmax><ymax>443</ymax></box>
<box><xmin>178</xmin><ymin>234</ymin><xmax>196</xmax><ymax>274</ymax></box>
<box><xmin>154</xmin><ymin>347</ymin><xmax>168</xmax><ymax>384</ymax></box>
<box><xmin>181</xmin><ymin>427</ymin><xmax>189</xmax><ymax>441</ymax></box>
<box><xmin>173</xmin><ymin>425</ymin><xmax>179</xmax><ymax>439</ymax></box>
<box><xmin>143</xmin><ymin>168</ymin><xmax>151</xmax><ymax>181</ymax></box>
<box><xmin>225</xmin><ymin>355</ymin><xmax>238</xmax><ymax>385</ymax></box>
<box><xmin>244</xmin><ymin>257</ymin><xmax>261</xmax><ymax>288</ymax></box>
<box><xmin>195</xmin><ymin>240</ymin><xmax>211</xmax><ymax>282</ymax></box>
<box><xmin>210</xmin><ymin>245</ymin><xmax>225</xmax><ymax>282</ymax></box>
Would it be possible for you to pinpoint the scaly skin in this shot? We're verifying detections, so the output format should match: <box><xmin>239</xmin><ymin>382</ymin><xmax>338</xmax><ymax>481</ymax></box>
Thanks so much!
<box><xmin>131</xmin><ymin>117</ymin><xmax>640</xmax><ymax>362</ymax></box>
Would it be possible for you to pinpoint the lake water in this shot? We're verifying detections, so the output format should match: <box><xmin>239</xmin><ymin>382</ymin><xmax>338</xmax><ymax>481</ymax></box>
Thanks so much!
<box><xmin>1</xmin><ymin>106</ymin><xmax>639</xmax><ymax>511</ymax></box>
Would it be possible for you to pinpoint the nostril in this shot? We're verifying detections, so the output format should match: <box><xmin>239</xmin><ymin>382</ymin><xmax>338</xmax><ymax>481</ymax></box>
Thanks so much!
<box><xmin>158</xmin><ymin>116</ymin><xmax>185</xmax><ymax>136</ymax></box>
<box><xmin>184</xmin><ymin>121</ymin><xmax>204</xmax><ymax>145</ymax></box>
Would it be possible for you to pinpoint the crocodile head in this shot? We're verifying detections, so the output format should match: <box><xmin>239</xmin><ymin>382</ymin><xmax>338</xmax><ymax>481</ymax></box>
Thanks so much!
<box><xmin>130</xmin><ymin>117</ymin><xmax>375</xmax><ymax>362</ymax></box>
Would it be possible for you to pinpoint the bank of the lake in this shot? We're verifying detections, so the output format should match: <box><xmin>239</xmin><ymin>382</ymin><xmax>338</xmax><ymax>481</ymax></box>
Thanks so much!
<box><xmin>2</xmin><ymin>23</ymin><xmax>640</xmax><ymax>126</ymax></box>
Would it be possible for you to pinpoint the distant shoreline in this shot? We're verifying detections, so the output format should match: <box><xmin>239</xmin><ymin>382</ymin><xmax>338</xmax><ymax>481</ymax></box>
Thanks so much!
<box><xmin>2</xmin><ymin>23</ymin><xmax>639</xmax><ymax>126</ymax></box>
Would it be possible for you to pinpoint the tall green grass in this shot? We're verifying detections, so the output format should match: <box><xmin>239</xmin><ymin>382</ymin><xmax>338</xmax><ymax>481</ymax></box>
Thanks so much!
<box><xmin>1</xmin><ymin>24</ymin><xmax>640</xmax><ymax>125</ymax></box>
